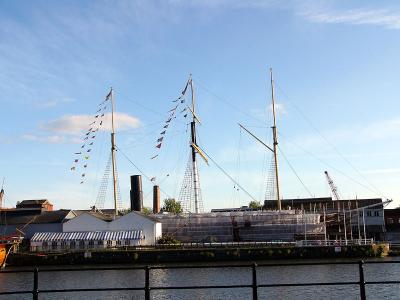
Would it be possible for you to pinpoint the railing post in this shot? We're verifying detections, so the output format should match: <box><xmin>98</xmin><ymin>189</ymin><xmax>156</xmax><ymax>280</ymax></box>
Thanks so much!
<box><xmin>358</xmin><ymin>260</ymin><xmax>366</xmax><ymax>300</ymax></box>
<box><xmin>145</xmin><ymin>266</ymin><xmax>150</xmax><ymax>300</ymax></box>
<box><xmin>252</xmin><ymin>263</ymin><xmax>258</xmax><ymax>300</ymax></box>
<box><xmin>33</xmin><ymin>267</ymin><xmax>39</xmax><ymax>300</ymax></box>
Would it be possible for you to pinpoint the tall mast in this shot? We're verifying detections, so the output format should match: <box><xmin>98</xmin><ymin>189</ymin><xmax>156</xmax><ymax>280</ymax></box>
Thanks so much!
<box><xmin>270</xmin><ymin>68</ymin><xmax>281</xmax><ymax>210</ymax></box>
<box><xmin>189</xmin><ymin>75</ymin><xmax>200</xmax><ymax>213</ymax></box>
<box><xmin>110</xmin><ymin>88</ymin><xmax>118</xmax><ymax>217</ymax></box>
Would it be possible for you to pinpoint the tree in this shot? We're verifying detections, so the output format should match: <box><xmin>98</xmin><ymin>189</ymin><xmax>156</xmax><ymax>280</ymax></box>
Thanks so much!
<box><xmin>157</xmin><ymin>234</ymin><xmax>181</xmax><ymax>245</ymax></box>
<box><xmin>248</xmin><ymin>200</ymin><xmax>262</xmax><ymax>210</ymax></box>
<box><xmin>142</xmin><ymin>207</ymin><xmax>152</xmax><ymax>215</ymax></box>
<box><xmin>162</xmin><ymin>198</ymin><xmax>183</xmax><ymax>214</ymax></box>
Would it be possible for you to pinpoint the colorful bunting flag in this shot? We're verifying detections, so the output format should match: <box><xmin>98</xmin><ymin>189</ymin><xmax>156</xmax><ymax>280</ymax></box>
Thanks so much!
<box><xmin>157</xmin><ymin>137</ymin><xmax>164</xmax><ymax>143</ymax></box>
<box><xmin>70</xmin><ymin>166</ymin><xmax>76</xmax><ymax>171</ymax></box>
<box><xmin>150</xmin><ymin>154</ymin><xmax>158</xmax><ymax>159</ymax></box>
<box><xmin>156</xmin><ymin>143</ymin><xmax>162</xmax><ymax>149</ymax></box>
<box><xmin>105</xmin><ymin>90</ymin><xmax>112</xmax><ymax>101</ymax></box>
<box><xmin>160</xmin><ymin>131</ymin><xmax>166</xmax><ymax>135</ymax></box>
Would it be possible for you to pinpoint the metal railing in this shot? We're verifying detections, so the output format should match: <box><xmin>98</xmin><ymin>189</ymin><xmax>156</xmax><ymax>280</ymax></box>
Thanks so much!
<box><xmin>0</xmin><ymin>260</ymin><xmax>399</xmax><ymax>299</ymax></box>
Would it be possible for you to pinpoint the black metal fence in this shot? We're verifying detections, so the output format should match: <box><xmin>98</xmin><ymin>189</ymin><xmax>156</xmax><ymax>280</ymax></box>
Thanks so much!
<box><xmin>0</xmin><ymin>260</ymin><xmax>399</xmax><ymax>299</ymax></box>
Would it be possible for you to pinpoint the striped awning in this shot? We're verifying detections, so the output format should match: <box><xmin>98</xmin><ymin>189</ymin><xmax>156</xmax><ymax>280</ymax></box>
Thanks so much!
<box><xmin>31</xmin><ymin>230</ymin><xmax>143</xmax><ymax>242</ymax></box>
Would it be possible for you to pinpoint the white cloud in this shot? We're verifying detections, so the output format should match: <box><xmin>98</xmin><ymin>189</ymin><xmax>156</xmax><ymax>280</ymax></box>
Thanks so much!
<box><xmin>289</xmin><ymin>117</ymin><xmax>400</xmax><ymax>151</ymax></box>
<box><xmin>301</xmin><ymin>8</ymin><xmax>400</xmax><ymax>30</ymax></box>
<box><xmin>34</xmin><ymin>98</ymin><xmax>75</xmax><ymax>109</ymax></box>
<box><xmin>40</xmin><ymin>112</ymin><xmax>141</xmax><ymax>135</ymax></box>
<box><xmin>22</xmin><ymin>112</ymin><xmax>141</xmax><ymax>144</ymax></box>
<box><xmin>359</xmin><ymin>118</ymin><xmax>400</xmax><ymax>141</ymax></box>
<box><xmin>22</xmin><ymin>134</ymin><xmax>66</xmax><ymax>144</ymax></box>
<box><xmin>363</xmin><ymin>168</ymin><xmax>400</xmax><ymax>175</ymax></box>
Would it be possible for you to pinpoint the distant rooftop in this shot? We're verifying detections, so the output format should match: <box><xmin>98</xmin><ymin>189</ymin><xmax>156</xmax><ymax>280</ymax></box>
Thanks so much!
<box><xmin>0</xmin><ymin>209</ymin><xmax>73</xmax><ymax>225</ymax></box>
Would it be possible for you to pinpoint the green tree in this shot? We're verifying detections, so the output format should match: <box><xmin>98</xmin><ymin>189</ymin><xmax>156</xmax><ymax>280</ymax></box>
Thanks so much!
<box><xmin>142</xmin><ymin>207</ymin><xmax>152</xmax><ymax>215</ymax></box>
<box><xmin>162</xmin><ymin>198</ymin><xmax>183</xmax><ymax>214</ymax></box>
<box><xmin>248</xmin><ymin>200</ymin><xmax>262</xmax><ymax>210</ymax></box>
<box><xmin>157</xmin><ymin>234</ymin><xmax>181</xmax><ymax>245</ymax></box>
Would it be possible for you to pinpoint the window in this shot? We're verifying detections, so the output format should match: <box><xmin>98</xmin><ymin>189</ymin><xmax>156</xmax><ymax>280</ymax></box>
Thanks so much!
<box><xmin>125</xmin><ymin>240</ymin><xmax>130</xmax><ymax>246</ymax></box>
<box><xmin>51</xmin><ymin>241</ymin><xmax>57</xmax><ymax>250</ymax></box>
<box><xmin>70</xmin><ymin>241</ymin><xmax>76</xmax><ymax>248</ymax></box>
<box><xmin>97</xmin><ymin>240</ymin><xmax>103</xmax><ymax>245</ymax></box>
<box><xmin>79</xmin><ymin>240</ymin><xmax>85</xmax><ymax>248</ymax></box>
<box><xmin>116</xmin><ymin>240</ymin><xmax>122</xmax><ymax>246</ymax></box>
<box><xmin>107</xmin><ymin>240</ymin><xmax>112</xmax><ymax>247</ymax></box>
<box><xmin>387</xmin><ymin>218</ymin><xmax>394</xmax><ymax>224</ymax></box>
<box><xmin>88</xmin><ymin>240</ymin><xmax>94</xmax><ymax>248</ymax></box>
<box><xmin>367</xmin><ymin>211</ymin><xmax>372</xmax><ymax>217</ymax></box>
<box><xmin>43</xmin><ymin>241</ymin><xmax>48</xmax><ymax>248</ymax></box>
<box><xmin>374</xmin><ymin>211</ymin><xmax>380</xmax><ymax>217</ymax></box>
<box><xmin>359</xmin><ymin>212</ymin><xmax>363</xmax><ymax>217</ymax></box>
<box><xmin>60</xmin><ymin>241</ymin><xmax>66</xmax><ymax>248</ymax></box>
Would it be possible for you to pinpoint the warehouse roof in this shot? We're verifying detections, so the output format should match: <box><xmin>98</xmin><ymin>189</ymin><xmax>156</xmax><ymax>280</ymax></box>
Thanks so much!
<box><xmin>31</xmin><ymin>230</ymin><xmax>143</xmax><ymax>242</ymax></box>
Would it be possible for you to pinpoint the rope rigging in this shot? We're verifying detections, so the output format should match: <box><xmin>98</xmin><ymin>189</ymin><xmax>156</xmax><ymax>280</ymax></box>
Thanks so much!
<box><xmin>274</xmin><ymin>82</ymin><xmax>387</xmax><ymax>199</ymax></box>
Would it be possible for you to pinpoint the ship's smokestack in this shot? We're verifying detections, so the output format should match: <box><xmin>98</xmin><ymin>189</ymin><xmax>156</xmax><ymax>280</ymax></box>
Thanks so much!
<box><xmin>130</xmin><ymin>175</ymin><xmax>143</xmax><ymax>212</ymax></box>
<box><xmin>153</xmin><ymin>185</ymin><xmax>160</xmax><ymax>214</ymax></box>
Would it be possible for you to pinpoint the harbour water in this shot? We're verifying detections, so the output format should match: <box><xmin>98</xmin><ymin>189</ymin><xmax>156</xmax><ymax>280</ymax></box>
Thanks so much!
<box><xmin>0</xmin><ymin>258</ymin><xmax>399</xmax><ymax>300</ymax></box>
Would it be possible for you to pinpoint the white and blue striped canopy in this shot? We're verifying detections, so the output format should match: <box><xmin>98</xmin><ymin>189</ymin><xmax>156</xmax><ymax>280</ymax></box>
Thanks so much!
<box><xmin>31</xmin><ymin>230</ymin><xmax>143</xmax><ymax>242</ymax></box>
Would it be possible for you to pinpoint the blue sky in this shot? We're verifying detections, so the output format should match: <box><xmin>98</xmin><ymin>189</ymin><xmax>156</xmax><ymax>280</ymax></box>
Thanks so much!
<box><xmin>1</xmin><ymin>0</ymin><xmax>399</xmax><ymax>211</ymax></box>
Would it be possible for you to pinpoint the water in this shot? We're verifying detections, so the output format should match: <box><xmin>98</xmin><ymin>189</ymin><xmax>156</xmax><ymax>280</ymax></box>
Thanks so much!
<box><xmin>0</xmin><ymin>258</ymin><xmax>399</xmax><ymax>299</ymax></box>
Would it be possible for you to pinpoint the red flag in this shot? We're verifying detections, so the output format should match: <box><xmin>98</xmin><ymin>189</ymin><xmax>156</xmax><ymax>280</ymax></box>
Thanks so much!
<box><xmin>156</xmin><ymin>143</ymin><xmax>162</xmax><ymax>149</ymax></box>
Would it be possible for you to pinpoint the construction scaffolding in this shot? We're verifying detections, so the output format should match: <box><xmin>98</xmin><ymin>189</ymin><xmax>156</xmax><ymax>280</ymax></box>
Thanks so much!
<box><xmin>155</xmin><ymin>210</ymin><xmax>324</xmax><ymax>243</ymax></box>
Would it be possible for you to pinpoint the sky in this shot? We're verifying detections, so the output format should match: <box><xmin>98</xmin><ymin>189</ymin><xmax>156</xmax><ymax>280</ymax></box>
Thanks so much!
<box><xmin>1</xmin><ymin>0</ymin><xmax>400</xmax><ymax>211</ymax></box>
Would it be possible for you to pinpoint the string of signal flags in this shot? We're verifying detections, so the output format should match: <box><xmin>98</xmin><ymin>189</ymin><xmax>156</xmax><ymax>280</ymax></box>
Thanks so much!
<box><xmin>149</xmin><ymin>78</ymin><xmax>191</xmax><ymax>161</ymax></box>
<box><xmin>70</xmin><ymin>89</ymin><xmax>112</xmax><ymax>184</ymax></box>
